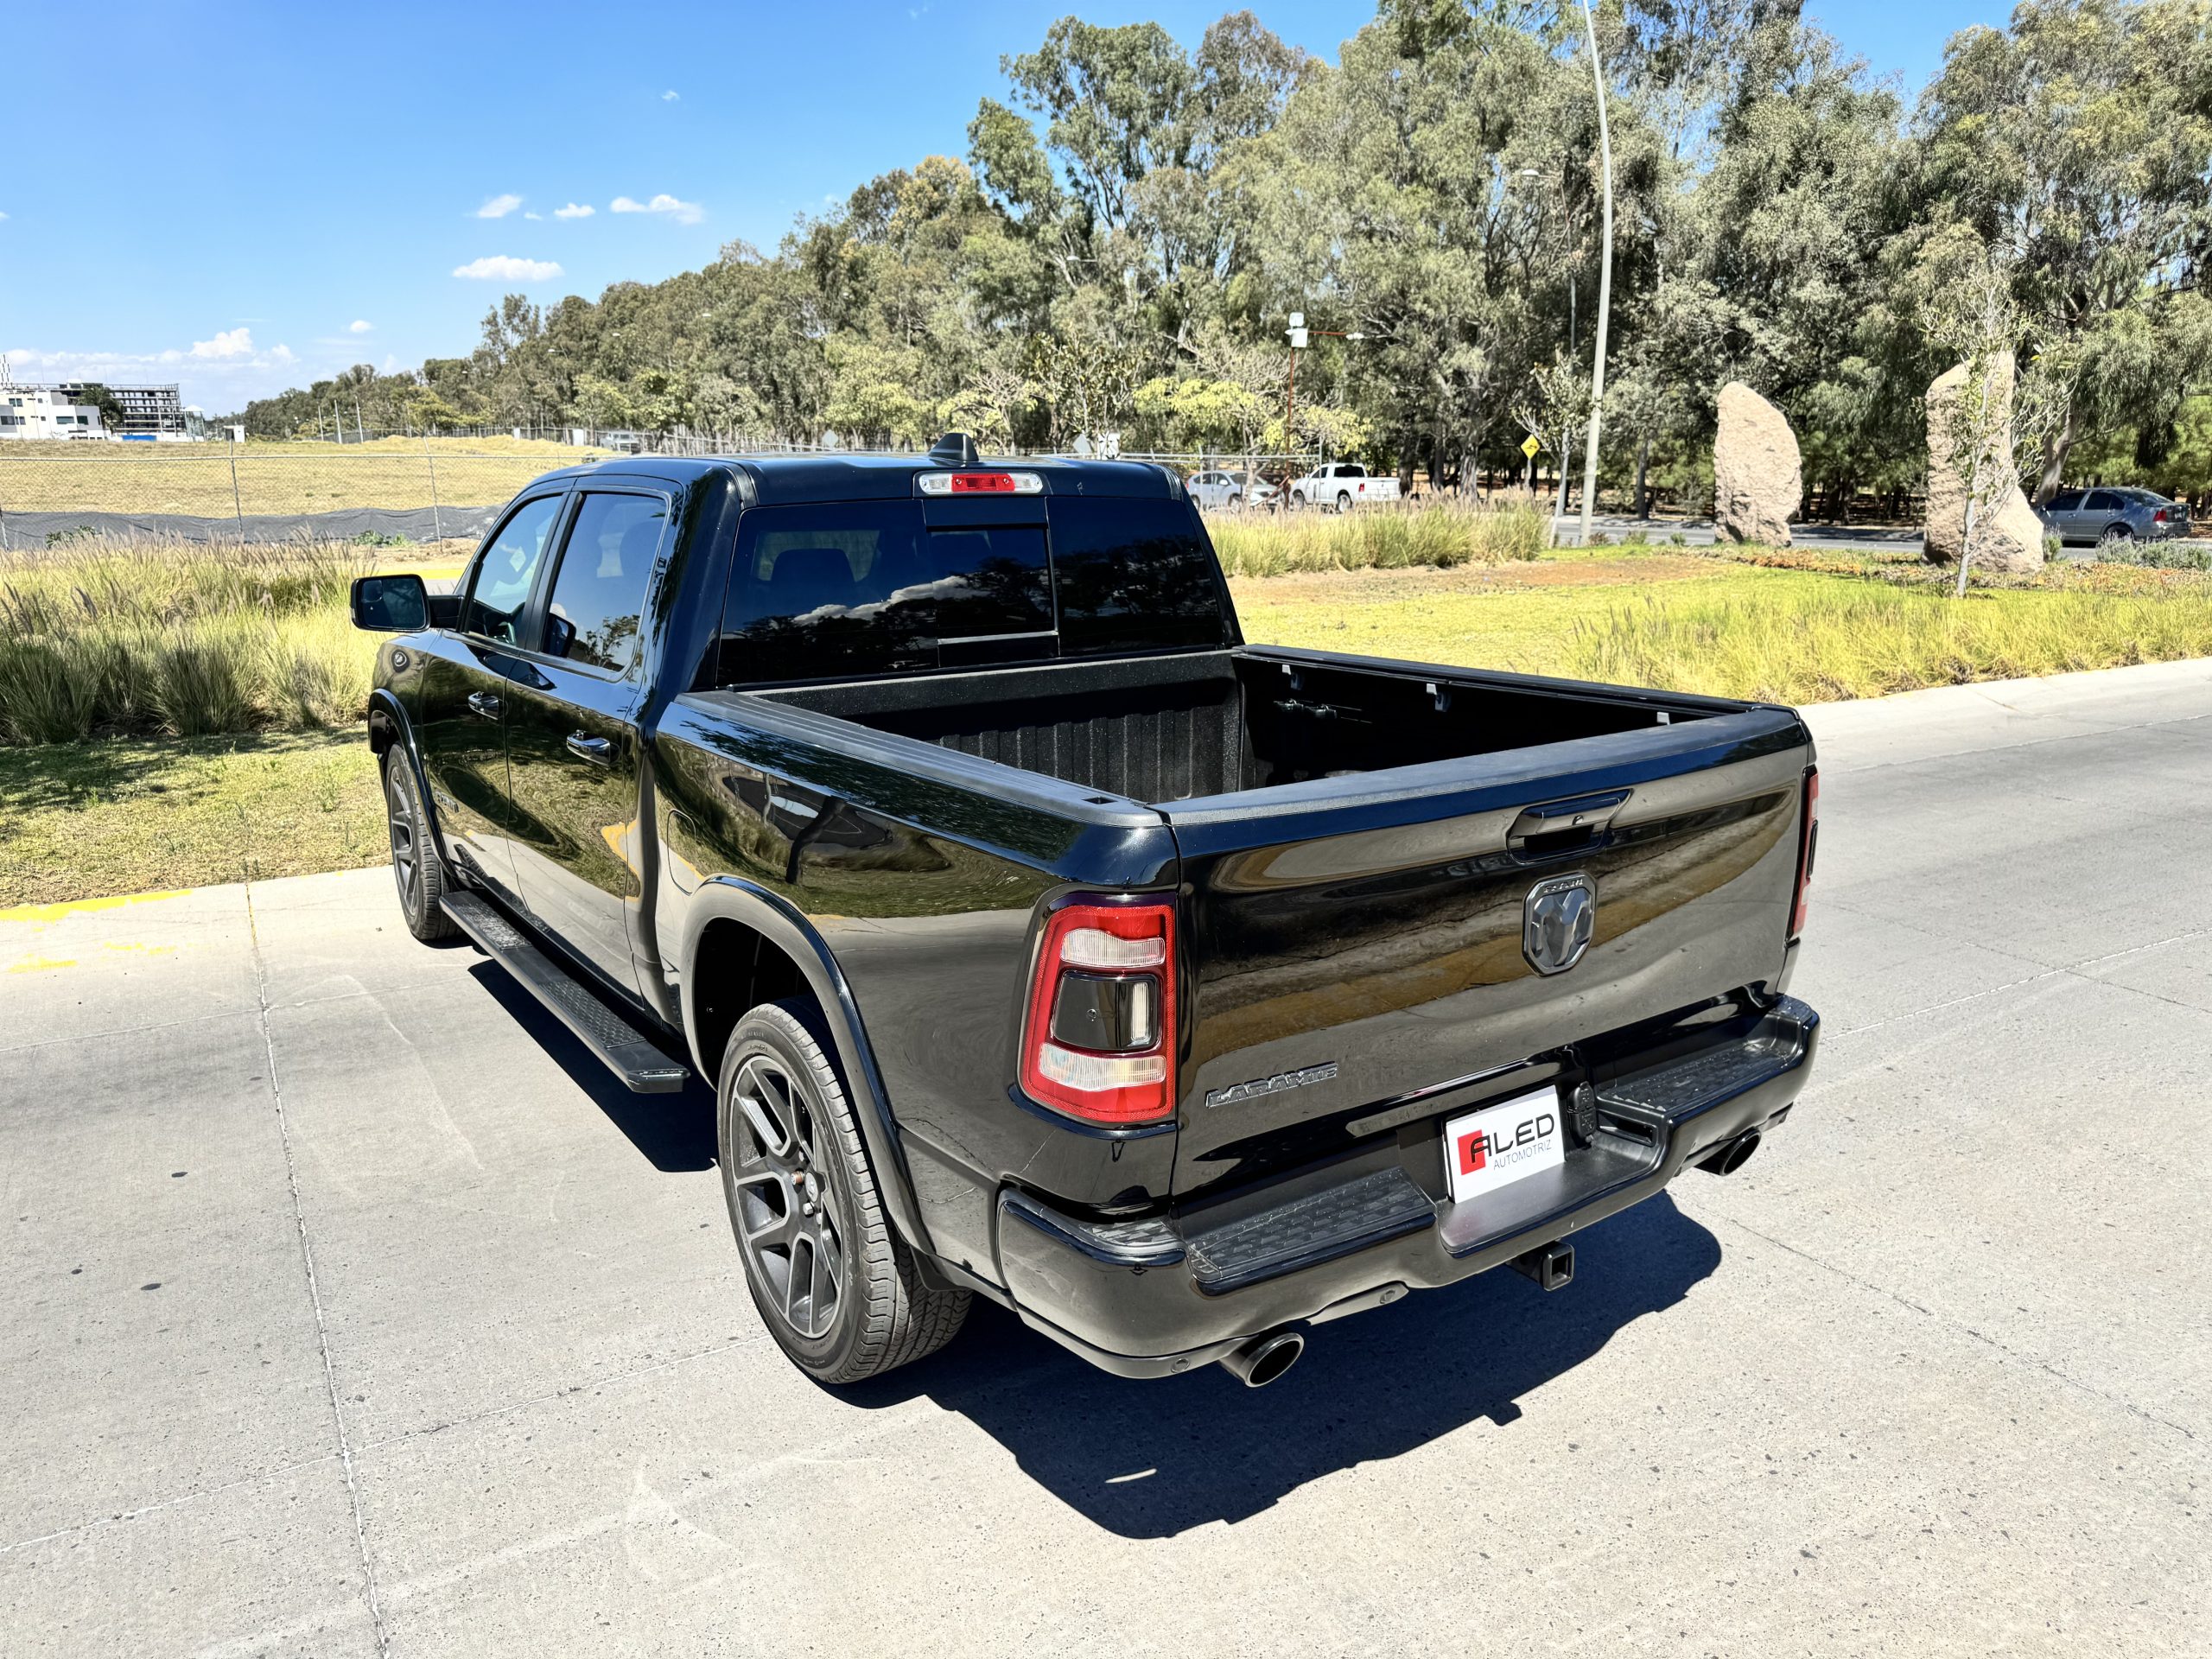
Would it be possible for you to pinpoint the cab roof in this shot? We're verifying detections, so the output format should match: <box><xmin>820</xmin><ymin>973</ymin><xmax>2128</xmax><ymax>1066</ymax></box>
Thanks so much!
<box><xmin>520</xmin><ymin>452</ymin><xmax>1187</xmax><ymax>506</ymax></box>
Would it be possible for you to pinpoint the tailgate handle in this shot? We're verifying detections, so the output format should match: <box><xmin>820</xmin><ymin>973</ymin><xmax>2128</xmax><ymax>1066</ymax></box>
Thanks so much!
<box><xmin>1507</xmin><ymin>790</ymin><xmax>1630</xmax><ymax>858</ymax></box>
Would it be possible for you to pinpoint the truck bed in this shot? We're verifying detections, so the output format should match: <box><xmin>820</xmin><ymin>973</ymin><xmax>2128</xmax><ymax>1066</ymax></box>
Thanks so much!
<box><xmin>764</xmin><ymin>648</ymin><xmax>1726</xmax><ymax>806</ymax></box>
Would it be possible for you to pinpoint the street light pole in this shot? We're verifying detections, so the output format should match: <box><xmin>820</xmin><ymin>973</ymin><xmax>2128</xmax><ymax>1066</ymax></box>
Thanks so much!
<box><xmin>1578</xmin><ymin>0</ymin><xmax>1615</xmax><ymax>548</ymax></box>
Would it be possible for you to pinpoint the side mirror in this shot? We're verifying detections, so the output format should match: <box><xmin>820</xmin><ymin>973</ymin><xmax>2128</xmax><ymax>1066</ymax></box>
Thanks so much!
<box><xmin>351</xmin><ymin>574</ymin><xmax>428</xmax><ymax>633</ymax></box>
<box><xmin>543</xmin><ymin>613</ymin><xmax>576</xmax><ymax>660</ymax></box>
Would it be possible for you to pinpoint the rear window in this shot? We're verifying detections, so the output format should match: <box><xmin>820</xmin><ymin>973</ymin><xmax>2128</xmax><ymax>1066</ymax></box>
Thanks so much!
<box><xmin>715</xmin><ymin>496</ymin><xmax>1227</xmax><ymax>685</ymax></box>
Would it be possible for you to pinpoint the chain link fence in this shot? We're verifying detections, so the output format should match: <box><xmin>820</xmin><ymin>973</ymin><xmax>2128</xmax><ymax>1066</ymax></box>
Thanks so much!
<box><xmin>0</xmin><ymin>434</ymin><xmax>1369</xmax><ymax>553</ymax></box>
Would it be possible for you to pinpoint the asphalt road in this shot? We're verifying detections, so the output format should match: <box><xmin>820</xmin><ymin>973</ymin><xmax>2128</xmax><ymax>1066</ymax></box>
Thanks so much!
<box><xmin>4</xmin><ymin>660</ymin><xmax>2209</xmax><ymax>1656</ymax></box>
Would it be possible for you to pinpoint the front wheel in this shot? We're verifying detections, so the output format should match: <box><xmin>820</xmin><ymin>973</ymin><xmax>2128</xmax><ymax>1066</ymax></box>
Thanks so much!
<box><xmin>718</xmin><ymin>1001</ymin><xmax>969</xmax><ymax>1384</ymax></box>
<box><xmin>384</xmin><ymin>753</ymin><xmax>455</xmax><ymax>942</ymax></box>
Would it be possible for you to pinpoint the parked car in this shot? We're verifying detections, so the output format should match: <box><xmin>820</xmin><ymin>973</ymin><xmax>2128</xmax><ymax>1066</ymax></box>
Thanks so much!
<box><xmin>2038</xmin><ymin>486</ymin><xmax>2190</xmax><ymax>549</ymax></box>
<box><xmin>1287</xmin><ymin>461</ymin><xmax>1402</xmax><ymax>511</ymax></box>
<box><xmin>349</xmin><ymin>433</ymin><xmax>1821</xmax><ymax>1390</ymax></box>
<box><xmin>1186</xmin><ymin>467</ymin><xmax>1278</xmax><ymax>511</ymax></box>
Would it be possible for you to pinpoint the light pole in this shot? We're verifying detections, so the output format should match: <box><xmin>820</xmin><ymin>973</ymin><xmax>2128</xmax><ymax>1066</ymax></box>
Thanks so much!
<box><xmin>1284</xmin><ymin>312</ymin><xmax>1364</xmax><ymax>476</ymax></box>
<box><xmin>1578</xmin><ymin>0</ymin><xmax>1615</xmax><ymax>549</ymax></box>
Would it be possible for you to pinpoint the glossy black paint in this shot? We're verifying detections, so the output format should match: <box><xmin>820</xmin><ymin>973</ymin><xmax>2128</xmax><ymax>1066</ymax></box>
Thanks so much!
<box><xmin>359</xmin><ymin>450</ymin><xmax>1821</xmax><ymax>1373</ymax></box>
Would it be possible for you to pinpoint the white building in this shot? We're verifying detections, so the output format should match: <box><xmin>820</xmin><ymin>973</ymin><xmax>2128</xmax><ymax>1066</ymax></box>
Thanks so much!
<box><xmin>0</xmin><ymin>385</ymin><xmax>105</xmax><ymax>440</ymax></box>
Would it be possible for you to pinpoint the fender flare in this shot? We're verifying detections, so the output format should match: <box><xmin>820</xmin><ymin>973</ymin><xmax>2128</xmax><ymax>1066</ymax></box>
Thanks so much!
<box><xmin>365</xmin><ymin>689</ymin><xmax>454</xmax><ymax>873</ymax></box>
<box><xmin>678</xmin><ymin>877</ymin><xmax>933</xmax><ymax>1255</ymax></box>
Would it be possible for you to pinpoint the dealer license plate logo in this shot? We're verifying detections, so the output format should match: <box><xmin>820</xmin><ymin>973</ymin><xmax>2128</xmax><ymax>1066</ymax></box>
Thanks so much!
<box><xmin>1444</xmin><ymin>1086</ymin><xmax>1565</xmax><ymax>1205</ymax></box>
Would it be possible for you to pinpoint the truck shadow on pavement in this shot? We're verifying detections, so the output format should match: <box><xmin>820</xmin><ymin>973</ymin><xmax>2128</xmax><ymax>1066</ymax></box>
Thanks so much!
<box><xmin>853</xmin><ymin>1194</ymin><xmax>1722</xmax><ymax>1538</ymax></box>
<box><xmin>469</xmin><ymin>964</ymin><xmax>721</xmax><ymax>1171</ymax></box>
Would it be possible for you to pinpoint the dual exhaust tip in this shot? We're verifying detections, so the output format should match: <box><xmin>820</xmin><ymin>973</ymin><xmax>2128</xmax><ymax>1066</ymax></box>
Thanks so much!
<box><xmin>1213</xmin><ymin>1128</ymin><xmax>1764</xmax><ymax>1389</ymax></box>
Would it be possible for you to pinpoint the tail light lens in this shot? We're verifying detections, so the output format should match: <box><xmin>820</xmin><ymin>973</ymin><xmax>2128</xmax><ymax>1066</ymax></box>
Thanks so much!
<box><xmin>2156</xmin><ymin>508</ymin><xmax>2170</xmax><ymax>524</ymax></box>
<box><xmin>1021</xmin><ymin>899</ymin><xmax>1177</xmax><ymax>1124</ymax></box>
<box><xmin>1790</xmin><ymin>766</ymin><xmax>1820</xmax><ymax>939</ymax></box>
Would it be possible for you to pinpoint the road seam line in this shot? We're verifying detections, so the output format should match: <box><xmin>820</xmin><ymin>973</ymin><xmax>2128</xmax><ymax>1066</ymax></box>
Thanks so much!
<box><xmin>1707</xmin><ymin>1211</ymin><xmax>2202</xmax><ymax>1447</ymax></box>
<box><xmin>0</xmin><ymin>1453</ymin><xmax>344</xmax><ymax>1557</ymax></box>
<box><xmin>245</xmin><ymin>880</ymin><xmax>393</xmax><ymax>1659</ymax></box>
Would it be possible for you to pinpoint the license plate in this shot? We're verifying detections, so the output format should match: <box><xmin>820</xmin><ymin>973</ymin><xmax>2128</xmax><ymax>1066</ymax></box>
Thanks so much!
<box><xmin>1443</xmin><ymin>1086</ymin><xmax>1566</xmax><ymax>1205</ymax></box>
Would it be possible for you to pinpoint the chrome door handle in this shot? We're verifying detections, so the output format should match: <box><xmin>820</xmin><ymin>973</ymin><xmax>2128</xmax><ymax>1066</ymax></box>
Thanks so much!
<box><xmin>565</xmin><ymin>732</ymin><xmax>614</xmax><ymax>766</ymax></box>
<box><xmin>466</xmin><ymin>690</ymin><xmax>502</xmax><ymax>719</ymax></box>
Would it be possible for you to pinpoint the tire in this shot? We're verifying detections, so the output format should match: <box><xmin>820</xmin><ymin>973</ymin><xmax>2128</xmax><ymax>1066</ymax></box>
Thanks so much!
<box><xmin>2100</xmin><ymin>524</ymin><xmax>2133</xmax><ymax>548</ymax></box>
<box><xmin>718</xmin><ymin>1000</ymin><xmax>970</xmax><ymax>1384</ymax></box>
<box><xmin>1291</xmin><ymin>491</ymin><xmax>1306</xmax><ymax>509</ymax></box>
<box><xmin>1227</xmin><ymin>493</ymin><xmax>1242</xmax><ymax>511</ymax></box>
<box><xmin>1337</xmin><ymin>490</ymin><xmax>1352</xmax><ymax>512</ymax></box>
<box><xmin>383</xmin><ymin>752</ymin><xmax>456</xmax><ymax>942</ymax></box>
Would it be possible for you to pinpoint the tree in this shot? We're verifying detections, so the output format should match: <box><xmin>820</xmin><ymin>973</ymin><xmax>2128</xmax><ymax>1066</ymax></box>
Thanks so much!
<box><xmin>1915</xmin><ymin>0</ymin><xmax>2212</xmax><ymax>499</ymax></box>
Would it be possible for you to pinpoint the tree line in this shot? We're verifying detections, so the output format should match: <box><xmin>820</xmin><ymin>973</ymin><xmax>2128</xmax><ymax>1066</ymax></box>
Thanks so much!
<box><xmin>238</xmin><ymin>0</ymin><xmax>2212</xmax><ymax>512</ymax></box>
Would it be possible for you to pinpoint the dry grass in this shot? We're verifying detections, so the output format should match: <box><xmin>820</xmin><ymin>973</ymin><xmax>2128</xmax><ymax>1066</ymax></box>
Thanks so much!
<box><xmin>0</xmin><ymin>435</ymin><xmax>600</xmax><ymax>516</ymax></box>
<box><xmin>1205</xmin><ymin>498</ymin><xmax>1549</xmax><ymax>577</ymax></box>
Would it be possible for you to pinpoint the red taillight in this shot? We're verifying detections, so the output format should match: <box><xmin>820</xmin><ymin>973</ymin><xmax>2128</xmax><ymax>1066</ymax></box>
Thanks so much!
<box><xmin>1020</xmin><ymin>898</ymin><xmax>1177</xmax><ymax>1125</ymax></box>
<box><xmin>1790</xmin><ymin>767</ymin><xmax>1820</xmax><ymax>939</ymax></box>
<box><xmin>2156</xmin><ymin>508</ymin><xmax>2170</xmax><ymax>523</ymax></box>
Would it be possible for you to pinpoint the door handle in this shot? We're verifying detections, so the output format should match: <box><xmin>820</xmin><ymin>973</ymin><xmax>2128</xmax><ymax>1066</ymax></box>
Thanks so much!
<box><xmin>466</xmin><ymin>690</ymin><xmax>502</xmax><ymax>720</ymax></box>
<box><xmin>565</xmin><ymin>732</ymin><xmax>615</xmax><ymax>766</ymax></box>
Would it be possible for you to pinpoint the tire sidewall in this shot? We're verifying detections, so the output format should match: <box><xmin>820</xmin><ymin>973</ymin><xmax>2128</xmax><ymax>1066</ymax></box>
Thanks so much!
<box><xmin>385</xmin><ymin>754</ymin><xmax>430</xmax><ymax>931</ymax></box>
<box><xmin>716</xmin><ymin>1008</ymin><xmax>874</xmax><ymax>1378</ymax></box>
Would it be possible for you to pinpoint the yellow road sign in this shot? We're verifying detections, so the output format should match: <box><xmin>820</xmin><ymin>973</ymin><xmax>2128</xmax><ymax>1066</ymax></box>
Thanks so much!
<box><xmin>1521</xmin><ymin>434</ymin><xmax>1542</xmax><ymax>460</ymax></box>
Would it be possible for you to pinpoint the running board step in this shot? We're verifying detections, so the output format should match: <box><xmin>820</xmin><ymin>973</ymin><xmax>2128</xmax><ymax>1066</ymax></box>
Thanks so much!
<box><xmin>441</xmin><ymin>892</ymin><xmax>690</xmax><ymax>1093</ymax></box>
<box><xmin>1185</xmin><ymin>1167</ymin><xmax>1435</xmax><ymax>1296</ymax></box>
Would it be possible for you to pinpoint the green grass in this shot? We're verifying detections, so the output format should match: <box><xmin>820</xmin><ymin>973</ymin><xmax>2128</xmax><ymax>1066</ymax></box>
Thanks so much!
<box><xmin>0</xmin><ymin>731</ymin><xmax>385</xmax><ymax>907</ymax></box>
<box><xmin>1235</xmin><ymin>555</ymin><xmax>2212</xmax><ymax>701</ymax></box>
<box><xmin>1205</xmin><ymin>498</ymin><xmax>1548</xmax><ymax>576</ymax></box>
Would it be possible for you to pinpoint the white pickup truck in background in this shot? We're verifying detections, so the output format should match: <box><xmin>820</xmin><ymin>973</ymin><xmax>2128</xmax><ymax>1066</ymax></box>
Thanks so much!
<box><xmin>1287</xmin><ymin>462</ymin><xmax>1402</xmax><ymax>510</ymax></box>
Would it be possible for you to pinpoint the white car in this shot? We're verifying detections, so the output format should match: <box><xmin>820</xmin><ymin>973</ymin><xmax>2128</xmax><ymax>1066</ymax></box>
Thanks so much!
<box><xmin>1186</xmin><ymin>468</ymin><xmax>1279</xmax><ymax>511</ymax></box>
<box><xmin>1287</xmin><ymin>462</ymin><xmax>1400</xmax><ymax>511</ymax></box>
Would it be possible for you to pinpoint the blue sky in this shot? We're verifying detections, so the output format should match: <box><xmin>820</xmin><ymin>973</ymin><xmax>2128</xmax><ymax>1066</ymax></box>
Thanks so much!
<box><xmin>0</xmin><ymin>0</ymin><xmax>2005</xmax><ymax>413</ymax></box>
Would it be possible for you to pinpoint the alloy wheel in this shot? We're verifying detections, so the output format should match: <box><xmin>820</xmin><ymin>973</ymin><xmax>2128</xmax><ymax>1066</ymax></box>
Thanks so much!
<box><xmin>386</xmin><ymin>769</ymin><xmax>419</xmax><ymax>909</ymax></box>
<box><xmin>729</xmin><ymin>1053</ymin><xmax>845</xmax><ymax>1340</ymax></box>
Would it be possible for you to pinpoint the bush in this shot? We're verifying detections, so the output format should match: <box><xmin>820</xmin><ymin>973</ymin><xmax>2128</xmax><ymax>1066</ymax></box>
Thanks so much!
<box><xmin>1206</xmin><ymin>498</ymin><xmax>1547</xmax><ymax>577</ymax></box>
<box><xmin>2098</xmin><ymin>538</ymin><xmax>2212</xmax><ymax>572</ymax></box>
<box><xmin>0</xmin><ymin>536</ymin><xmax>381</xmax><ymax>744</ymax></box>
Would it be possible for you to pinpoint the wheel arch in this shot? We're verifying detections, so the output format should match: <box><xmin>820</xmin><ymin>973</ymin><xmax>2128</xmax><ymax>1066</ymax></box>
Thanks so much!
<box><xmin>366</xmin><ymin>689</ymin><xmax>452</xmax><ymax>865</ymax></box>
<box><xmin>680</xmin><ymin>878</ymin><xmax>933</xmax><ymax>1254</ymax></box>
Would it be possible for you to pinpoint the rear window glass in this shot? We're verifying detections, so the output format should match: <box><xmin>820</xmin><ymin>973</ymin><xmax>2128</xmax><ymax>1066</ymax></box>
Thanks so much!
<box><xmin>715</xmin><ymin>495</ymin><xmax>1229</xmax><ymax>686</ymax></box>
<box><xmin>1051</xmin><ymin>499</ymin><xmax>1230</xmax><ymax>658</ymax></box>
<box><xmin>720</xmin><ymin>503</ymin><xmax>1052</xmax><ymax>683</ymax></box>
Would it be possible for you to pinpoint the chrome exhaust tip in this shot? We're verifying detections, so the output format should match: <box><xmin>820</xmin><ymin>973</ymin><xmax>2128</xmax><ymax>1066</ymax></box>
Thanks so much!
<box><xmin>1219</xmin><ymin>1328</ymin><xmax>1305</xmax><ymax>1388</ymax></box>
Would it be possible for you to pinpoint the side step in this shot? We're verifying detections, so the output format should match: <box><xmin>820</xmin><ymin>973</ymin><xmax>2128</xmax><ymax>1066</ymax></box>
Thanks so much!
<box><xmin>441</xmin><ymin>892</ymin><xmax>691</xmax><ymax>1093</ymax></box>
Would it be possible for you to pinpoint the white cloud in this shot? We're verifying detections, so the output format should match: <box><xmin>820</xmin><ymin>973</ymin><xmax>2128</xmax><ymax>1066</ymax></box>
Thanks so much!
<box><xmin>555</xmin><ymin>202</ymin><xmax>595</xmax><ymax>219</ymax></box>
<box><xmin>5</xmin><ymin>334</ymin><xmax>302</xmax><ymax>402</ymax></box>
<box><xmin>348</xmin><ymin>319</ymin><xmax>373</xmax><ymax>334</ymax></box>
<box><xmin>661</xmin><ymin>89</ymin><xmax>680</xmax><ymax>101</ymax></box>
<box><xmin>474</xmin><ymin>193</ymin><xmax>524</xmax><ymax>219</ymax></box>
<box><xmin>524</xmin><ymin>211</ymin><xmax>542</xmax><ymax>220</ymax></box>
<box><xmin>452</xmin><ymin>254</ymin><xmax>563</xmax><ymax>282</ymax></box>
<box><xmin>612</xmin><ymin>192</ymin><xmax>703</xmax><ymax>226</ymax></box>
<box><xmin>0</xmin><ymin>211</ymin><xmax>10</xmax><ymax>222</ymax></box>
<box><xmin>190</xmin><ymin>326</ymin><xmax>257</xmax><ymax>359</ymax></box>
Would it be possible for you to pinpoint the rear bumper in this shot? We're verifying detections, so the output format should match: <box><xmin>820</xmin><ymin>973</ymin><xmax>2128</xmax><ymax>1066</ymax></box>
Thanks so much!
<box><xmin>992</xmin><ymin>994</ymin><xmax>1819</xmax><ymax>1378</ymax></box>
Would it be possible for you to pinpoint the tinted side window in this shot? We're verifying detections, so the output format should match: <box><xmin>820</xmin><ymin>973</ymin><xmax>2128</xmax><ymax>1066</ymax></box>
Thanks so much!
<box><xmin>466</xmin><ymin>494</ymin><xmax>563</xmax><ymax>642</ymax></box>
<box><xmin>1052</xmin><ymin>499</ymin><xmax>1231</xmax><ymax>658</ymax></box>
<box><xmin>543</xmin><ymin>492</ymin><xmax>665</xmax><ymax>671</ymax></box>
<box><xmin>2048</xmin><ymin>492</ymin><xmax>2082</xmax><ymax>511</ymax></box>
<box><xmin>720</xmin><ymin>502</ymin><xmax>1052</xmax><ymax>684</ymax></box>
<box><xmin>2086</xmin><ymin>491</ymin><xmax>2120</xmax><ymax>512</ymax></box>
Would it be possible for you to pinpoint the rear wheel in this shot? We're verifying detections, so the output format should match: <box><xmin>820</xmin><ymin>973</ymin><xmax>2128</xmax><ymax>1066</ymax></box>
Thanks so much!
<box><xmin>1337</xmin><ymin>490</ymin><xmax>1352</xmax><ymax>512</ymax></box>
<box><xmin>2100</xmin><ymin>524</ymin><xmax>2134</xmax><ymax>549</ymax></box>
<box><xmin>718</xmin><ymin>1001</ymin><xmax>969</xmax><ymax>1384</ymax></box>
<box><xmin>383</xmin><ymin>753</ymin><xmax>455</xmax><ymax>942</ymax></box>
<box><xmin>1226</xmin><ymin>492</ymin><xmax>1242</xmax><ymax>511</ymax></box>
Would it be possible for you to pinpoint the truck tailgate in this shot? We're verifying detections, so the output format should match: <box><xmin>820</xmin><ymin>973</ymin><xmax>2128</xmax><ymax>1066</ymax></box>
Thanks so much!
<box><xmin>1162</xmin><ymin>707</ymin><xmax>1811</xmax><ymax>1200</ymax></box>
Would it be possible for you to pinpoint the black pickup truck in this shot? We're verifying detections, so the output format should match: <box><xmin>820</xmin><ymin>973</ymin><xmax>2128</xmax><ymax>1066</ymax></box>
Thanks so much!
<box><xmin>351</xmin><ymin>436</ymin><xmax>1820</xmax><ymax>1389</ymax></box>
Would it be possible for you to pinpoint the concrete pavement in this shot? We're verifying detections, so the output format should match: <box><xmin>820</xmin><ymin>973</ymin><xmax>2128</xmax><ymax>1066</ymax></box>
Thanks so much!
<box><xmin>4</xmin><ymin>659</ymin><xmax>2209</xmax><ymax>1656</ymax></box>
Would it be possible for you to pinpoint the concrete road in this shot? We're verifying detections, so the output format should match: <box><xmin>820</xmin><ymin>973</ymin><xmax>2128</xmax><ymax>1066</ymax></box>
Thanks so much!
<box><xmin>1549</xmin><ymin>513</ymin><xmax>1930</xmax><ymax>554</ymax></box>
<box><xmin>4</xmin><ymin>660</ymin><xmax>2209</xmax><ymax>1656</ymax></box>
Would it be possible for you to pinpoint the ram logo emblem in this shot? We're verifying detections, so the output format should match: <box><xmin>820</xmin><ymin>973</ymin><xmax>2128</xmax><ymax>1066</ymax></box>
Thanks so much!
<box><xmin>1523</xmin><ymin>873</ymin><xmax>1596</xmax><ymax>976</ymax></box>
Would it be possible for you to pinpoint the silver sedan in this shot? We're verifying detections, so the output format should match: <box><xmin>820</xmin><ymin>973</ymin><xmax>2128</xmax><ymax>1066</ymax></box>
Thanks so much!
<box><xmin>1187</xmin><ymin>468</ymin><xmax>1279</xmax><ymax>511</ymax></box>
